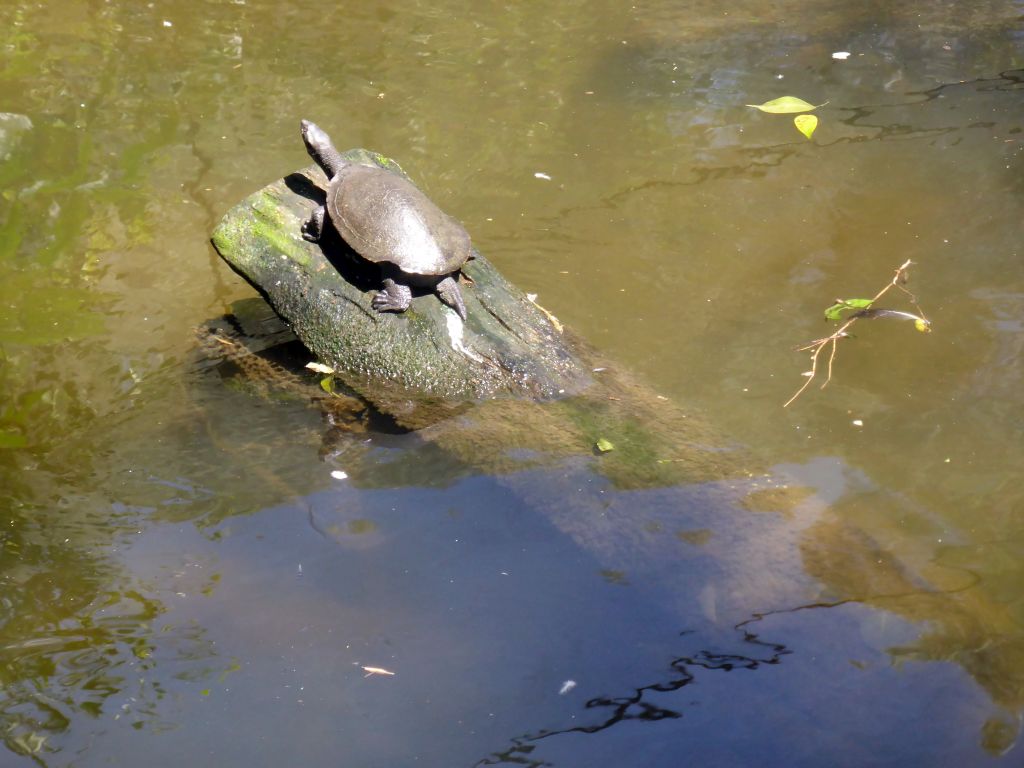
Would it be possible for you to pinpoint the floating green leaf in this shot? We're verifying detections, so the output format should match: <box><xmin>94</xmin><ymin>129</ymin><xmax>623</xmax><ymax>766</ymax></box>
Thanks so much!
<box><xmin>794</xmin><ymin>114</ymin><xmax>818</xmax><ymax>139</ymax></box>
<box><xmin>824</xmin><ymin>298</ymin><xmax>874</xmax><ymax>321</ymax></box>
<box><xmin>746</xmin><ymin>96</ymin><xmax>826</xmax><ymax>114</ymax></box>
<box><xmin>595</xmin><ymin>438</ymin><xmax>615</xmax><ymax>453</ymax></box>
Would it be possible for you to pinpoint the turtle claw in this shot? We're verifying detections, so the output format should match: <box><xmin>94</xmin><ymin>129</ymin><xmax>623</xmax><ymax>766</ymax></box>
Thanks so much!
<box><xmin>371</xmin><ymin>279</ymin><xmax>413</xmax><ymax>314</ymax></box>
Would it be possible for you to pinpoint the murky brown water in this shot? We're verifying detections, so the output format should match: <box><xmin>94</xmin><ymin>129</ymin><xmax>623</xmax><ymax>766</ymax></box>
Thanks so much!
<box><xmin>2</xmin><ymin>1</ymin><xmax>1023</xmax><ymax>765</ymax></box>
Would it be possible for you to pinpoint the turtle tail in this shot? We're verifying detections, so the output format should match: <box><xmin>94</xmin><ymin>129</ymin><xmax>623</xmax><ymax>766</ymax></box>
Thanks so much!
<box><xmin>300</xmin><ymin>120</ymin><xmax>347</xmax><ymax>178</ymax></box>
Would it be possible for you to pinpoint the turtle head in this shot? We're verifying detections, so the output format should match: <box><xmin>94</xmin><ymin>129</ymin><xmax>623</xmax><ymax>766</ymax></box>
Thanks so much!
<box><xmin>300</xmin><ymin>119</ymin><xmax>346</xmax><ymax>178</ymax></box>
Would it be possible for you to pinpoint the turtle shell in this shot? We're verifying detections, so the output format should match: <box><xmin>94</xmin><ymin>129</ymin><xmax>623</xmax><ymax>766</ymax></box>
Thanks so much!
<box><xmin>326</xmin><ymin>164</ymin><xmax>472</xmax><ymax>277</ymax></box>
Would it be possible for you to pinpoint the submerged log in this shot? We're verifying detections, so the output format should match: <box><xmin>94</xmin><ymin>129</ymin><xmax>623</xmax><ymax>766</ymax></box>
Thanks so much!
<box><xmin>212</xmin><ymin>151</ymin><xmax>592</xmax><ymax>426</ymax></box>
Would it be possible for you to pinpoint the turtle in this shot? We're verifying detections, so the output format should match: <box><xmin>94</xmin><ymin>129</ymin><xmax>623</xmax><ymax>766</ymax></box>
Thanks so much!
<box><xmin>299</xmin><ymin>119</ymin><xmax>472</xmax><ymax>321</ymax></box>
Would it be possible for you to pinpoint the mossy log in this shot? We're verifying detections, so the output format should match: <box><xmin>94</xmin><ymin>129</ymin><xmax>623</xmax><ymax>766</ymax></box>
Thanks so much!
<box><xmin>212</xmin><ymin>151</ymin><xmax>592</xmax><ymax>426</ymax></box>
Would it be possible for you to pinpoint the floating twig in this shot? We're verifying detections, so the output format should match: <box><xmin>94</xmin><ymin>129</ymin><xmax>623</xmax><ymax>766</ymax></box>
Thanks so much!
<box><xmin>784</xmin><ymin>259</ymin><xmax>930</xmax><ymax>407</ymax></box>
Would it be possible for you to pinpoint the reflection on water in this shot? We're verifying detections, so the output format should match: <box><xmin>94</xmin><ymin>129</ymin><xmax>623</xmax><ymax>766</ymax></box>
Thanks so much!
<box><xmin>1</xmin><ymin>0</ymin><xmax>1023</xmax><ymax>765</ymax></box>
<box><xmin>479</xmin><ymin>623</ymin><xmax>792</xmax><ymax>767</ymax></box>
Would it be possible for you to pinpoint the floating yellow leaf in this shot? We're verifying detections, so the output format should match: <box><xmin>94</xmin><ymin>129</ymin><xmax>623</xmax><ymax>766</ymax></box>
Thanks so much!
<box><xmin>595</xmin><ymin>438</ymin><xmax>615</xmax><ymax>453</ymax></box>
<box><xmin>914</xmin><ymin>318</ymin><xmax>932</xmax><ymax>333</ymax></box>
<box><xmin>746</xmin><ymin>96</ymin><xmax>825</xmax><ymax>114</ymax></box>
<box><xmin>794</xmin><ymin>114</ymin><xmax>818</xmax><ymax>139</ymax></box>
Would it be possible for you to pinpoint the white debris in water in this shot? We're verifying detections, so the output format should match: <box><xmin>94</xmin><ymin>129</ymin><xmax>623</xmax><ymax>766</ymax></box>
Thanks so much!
<box><xmin>162</xmin><ymin>20</ymin><xmax>173</xmax><ymax>27</ymax></box>
<box><xmin>558</xmin><ymin>680</ymin><xmax>577</xmax><ymax>695</ymax></box>
<box><xmin>0</xmin><ymin>113</ymin><xmax>34</xmax><ymax>163</ymax></box>
<box><xmin>361</xmin><ymin>666</ymin><xmax>395</xmax><ymax>678</ymax></box>
<box><xmin>534</xmin><ymin>172</ymin><xmax>552</xmax><ymax>180</ymax></box>
<box><xmin>851</xmin><ymin>419</ymin><xmax>864</xmax><ymax>427</ymax></box>
<box><xmin>330</xmin><ymin>470</ymin><xmax>348</xmax><ymax>480</ymax></box>
<box><xmin>306</xmin><ymin>361</ymin><xmax>335</xmax><ymax>374</ymax></box>
<box><xmin>832</xmin><ymin>51</ymin><xmax>851</xmax><ymax>60</ymax></box>
<box><xmin>445</xmin><ymin>310</ymin><xmax>484</xmax><ymax>362</ymax></box>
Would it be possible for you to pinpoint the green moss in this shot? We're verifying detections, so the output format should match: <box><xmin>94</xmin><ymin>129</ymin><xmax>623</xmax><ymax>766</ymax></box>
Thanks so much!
<box><xmin>251</xmin><ymin>210</ymin><xmax>309</xmax><ymax>267</ymax></box>
<box><xmin>213</xmin><ymin>193</ymin><xmax>310</xmax><ymax>271</ymax></box>
<box><xmin>371</xmin><ymin>152</ymin><xmax>406</xmax><ymax>175</ymax></box>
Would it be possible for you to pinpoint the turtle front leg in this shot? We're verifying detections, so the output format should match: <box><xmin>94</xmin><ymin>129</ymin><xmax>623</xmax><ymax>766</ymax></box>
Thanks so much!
<box><xmin>371</xmin><ymin>278</ymin><xmax>413</xmax><ymax>315</ymax></box>
<box><xmin>301</xmin><ymin>205</ymin><xmax>326</xmax><ymax>242</ymax></box>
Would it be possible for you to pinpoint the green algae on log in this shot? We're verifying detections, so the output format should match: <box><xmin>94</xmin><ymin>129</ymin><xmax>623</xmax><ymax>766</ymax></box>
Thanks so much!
<box><xmin>211</xmin><ymin>149</ymin><xmax>592</xmax><ymax>423</ymax></box>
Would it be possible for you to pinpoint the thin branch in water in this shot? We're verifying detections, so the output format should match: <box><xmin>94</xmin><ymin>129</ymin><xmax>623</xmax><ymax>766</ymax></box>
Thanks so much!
<box><xmin>784</xmin><ymin>259</ymin><xmax>930</xmax><ymax>408</ymax></box>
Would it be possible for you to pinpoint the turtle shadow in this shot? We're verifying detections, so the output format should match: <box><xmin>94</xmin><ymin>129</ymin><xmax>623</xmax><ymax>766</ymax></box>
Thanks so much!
<box><xmin>283</xmin><ymin>172</ymin><xmax>383</xmax><ymax>294</ymax></box>
<box><xmin>317</xmin><ymin>229</ymin><xmax>383</xmax><ymax>294</ymax></box>
<box><xmin>284</xmin><ymin>171</ymin><xmax>325</xmax><ymax>205</ymax></box>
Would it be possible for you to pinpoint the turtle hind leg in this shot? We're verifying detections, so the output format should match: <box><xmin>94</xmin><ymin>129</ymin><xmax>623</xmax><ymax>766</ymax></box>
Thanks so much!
<box><xmin>371</xmin><ymin>278</ymin><xmax>413</xmax><ymax>314</ymax></box>
<box><xmin>301</xmin><ymin>206</ymin><xmax>326</xmax><ymax>242</ymax></box>
<box><xmin>436</xmin><ymin>276</ymin><xmax>467</xmax><ymax>321</ymax></box>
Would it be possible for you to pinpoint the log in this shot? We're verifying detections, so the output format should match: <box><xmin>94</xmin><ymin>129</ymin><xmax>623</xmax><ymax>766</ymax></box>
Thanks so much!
<box><xmin>211</xmin><ymin>150</ymin><xmax>592</xmax><ymax>427</ymax></box>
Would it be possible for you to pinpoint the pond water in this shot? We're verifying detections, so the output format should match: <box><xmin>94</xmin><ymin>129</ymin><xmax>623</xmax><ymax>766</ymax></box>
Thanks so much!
<box><xmin>2</xmin><ymin>1</ymin><xmax>1023</xmax><ymax>765</ymax></box>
